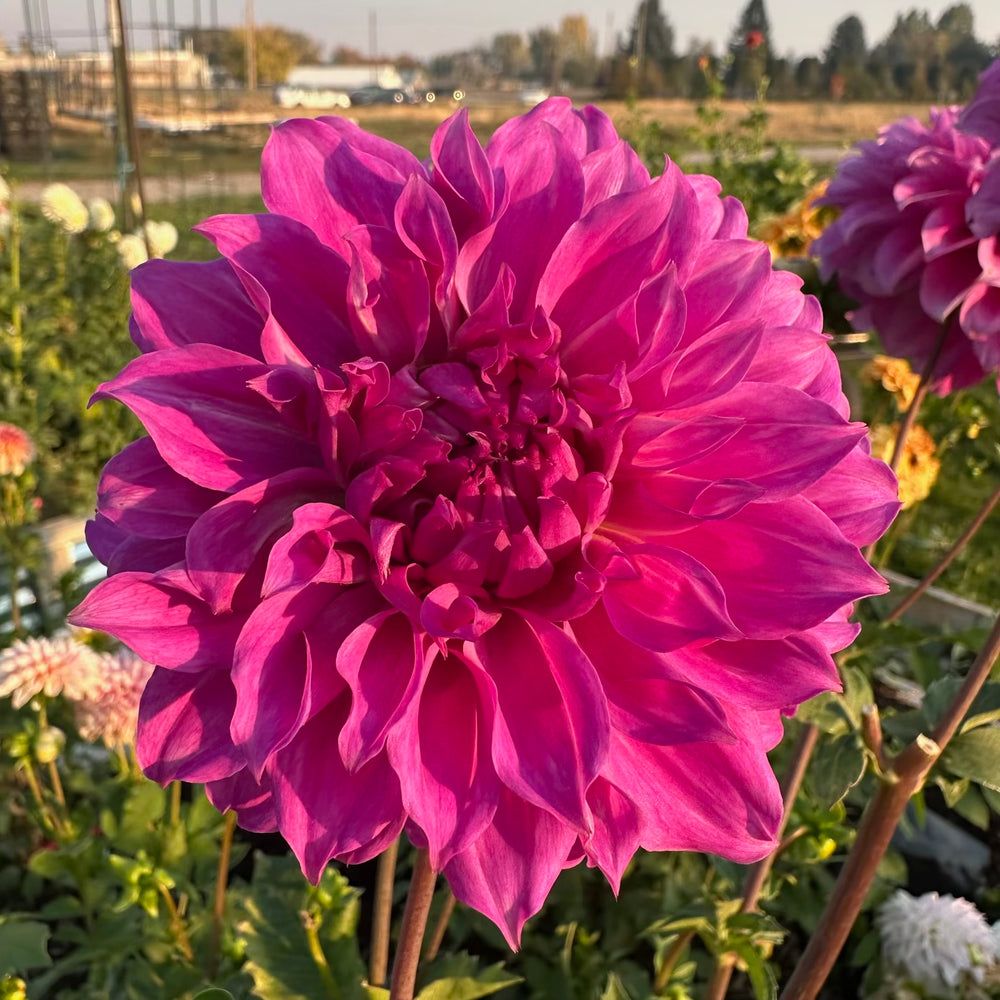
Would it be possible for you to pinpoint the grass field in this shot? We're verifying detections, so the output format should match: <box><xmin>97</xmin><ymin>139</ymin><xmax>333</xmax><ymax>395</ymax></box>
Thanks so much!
<box><xmin>4</xmin><ymin>95</ymin><xmax>939</xmax><ymax>186</ymax></box>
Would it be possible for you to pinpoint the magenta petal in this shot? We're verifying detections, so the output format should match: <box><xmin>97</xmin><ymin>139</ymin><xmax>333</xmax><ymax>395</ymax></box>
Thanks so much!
<box><xmin>137</xmin><ymin>666</ymin><xmax>243</xmax><ymax>783</ymax></box>
<box><xmin>430</xmin><ymin>108</ymin><xmax>495</xmax><ymax>239</ymax></box>
<box><xmin>583</xmin><ymin>778</ymin><xmax>643</xmax><ymax>893</ymax></box>
<box><xmin>69</xmin><ymin>570</ymin><xmax>243</xmax><ymax>671</ymax></box>
<box><xmin>205</xmin><ymin>770</ymin><xmax>277</xmax><ymax>832</ymax></box>
<box><xmin>444</xmin><ymin>787</ymin><xmax>578</xmax><ymax>948</ymax></box>
<box><xmin>130</xmin><ymin>258</ymin><xmax>264</xmax><ymax>357</ymax></box>
<box><xmin>387</xmin><ymin>652</ymin><xmax>500</xmax><ymax>869</ymax></box>
<box><xmin>94</xmin><ymin>345</ymin><xmax>324</xmax><ymax>492</ymax></box>
<box><xmin>603</xmin><ymin>729</ymin><xmax>781</xmax><ymax>863</ymax></box>
<box><xmin>475</xmin><ymin>612</ymin><xmax>609</xmax><ymax>833</ymax></box>
<box><xmin>270</xmin><ymin>695</ymin><xmax>405</xmax><ymax>882</ymax></box>
<box><xmin>680</xmin><ymin>498</ymin><xmax>888</xmax><ymax>637</ymax></box>
<box><xmin>335</xmin><ymin>610</ymin><xmax>424</xmax><ymax>770</ymax></box>
<box><xmin>601</xmin><ymin>544</ymin><xmax>739</xmax><ymax>652</ymax></box>
<box><xmin>185</xmin><ymin>469</ymin><xmax>334</xmax><ymax>613</ymax></box>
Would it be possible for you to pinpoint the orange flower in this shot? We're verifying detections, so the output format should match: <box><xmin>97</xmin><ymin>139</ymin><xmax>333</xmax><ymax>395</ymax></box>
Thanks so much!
<box><xmin>0</xmin><ymin>423</ymin><xmax>35</xmax><ymax>477</ymax></box>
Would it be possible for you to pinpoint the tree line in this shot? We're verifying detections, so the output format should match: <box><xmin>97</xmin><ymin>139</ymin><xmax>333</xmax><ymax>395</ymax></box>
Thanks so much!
<box><xmin>180</xmin><ymin>0</ymin><xmax>997</xmax><ymax>101</ymax></box>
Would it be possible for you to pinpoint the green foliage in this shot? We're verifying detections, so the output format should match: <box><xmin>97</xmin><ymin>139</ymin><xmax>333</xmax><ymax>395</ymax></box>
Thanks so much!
<box><xmin>0</xmin><ymin>918</ymin><xmax>52</xmax><ymax>975</ymax></box>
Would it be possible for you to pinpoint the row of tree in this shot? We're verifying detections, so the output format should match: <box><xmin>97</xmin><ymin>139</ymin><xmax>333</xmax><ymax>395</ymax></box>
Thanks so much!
<box><xmin>431</xmin><ymin>0</ymin><xmax>997</xmax><ymax>101</ymax></box>
<box><xmin>179</xmin><ymin>0</ymin><xmax>997</xmax><ymax>102</ymax></box>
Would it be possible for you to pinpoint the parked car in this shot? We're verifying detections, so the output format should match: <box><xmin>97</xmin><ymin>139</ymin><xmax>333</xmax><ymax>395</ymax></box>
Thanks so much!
<box><xmin>274</xmin><ymin>85</ymin><xmax>351</xmax><ymax>109</ymax></box>
<box><xmin>423</xmin><ymin>87</ymin><xmax>466</xmax><ymax>103</ymax></box>
<box><xmin>348</xmin><ymin>85</ymin><xmax>411</xmax><ymax>106</ymax></box>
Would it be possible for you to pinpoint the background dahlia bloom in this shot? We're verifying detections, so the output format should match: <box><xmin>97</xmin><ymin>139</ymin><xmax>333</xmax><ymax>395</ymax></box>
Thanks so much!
<box><xmin>0</xmin><ymin>422</ymin><xmax>36</xmax><ymax>477</ymax></box>
<box><xmin>72</xmin><ymin>99</ymin><xmax>898</xmax><ymax>945</ymax></box>
<box><xmin>813</xmin><ymin>107</ymin><xmax>997</xmax><ymax>393</ymax></box>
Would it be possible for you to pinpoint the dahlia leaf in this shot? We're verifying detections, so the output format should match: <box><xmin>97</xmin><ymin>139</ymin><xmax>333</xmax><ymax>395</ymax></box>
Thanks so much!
<box><xmin>415</xmin><ymin>954</ymin><xmax>521</xmax><ymax>999</ymax></box>
<box><xmin>0</xmin><ymin>918</ymin><xmax>52</xmax><ymax>974</ymax></box>
<box><xmin>810</xmin><ymin>732</ymin><xmax>867</xmax><ymax>810</ymax></box>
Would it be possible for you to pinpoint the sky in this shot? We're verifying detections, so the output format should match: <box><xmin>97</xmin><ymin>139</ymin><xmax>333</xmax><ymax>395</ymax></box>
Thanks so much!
<box><xmin>3</xmin><ymin>0</ymin><xmax>1000</xmax><ymax>63</ymax></box>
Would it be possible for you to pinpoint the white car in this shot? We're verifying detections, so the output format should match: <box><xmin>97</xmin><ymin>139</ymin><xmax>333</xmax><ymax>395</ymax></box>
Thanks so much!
<box><xmin>274</xmin><ymin>86</ymin><xmax>352</xmax><ymax>110</ymax></box>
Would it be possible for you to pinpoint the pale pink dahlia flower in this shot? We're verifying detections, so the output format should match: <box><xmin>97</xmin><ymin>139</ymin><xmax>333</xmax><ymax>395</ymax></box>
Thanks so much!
<box><xmin>0</xmin><ymin>634</ymin><xmax>102</xmax><ymax>709</ymax></box>
<box><xmin>73</xmin><ymin>648</ymin><xmax>154</xmax><ymax>747</ymax></box>
<box><xmin>70</xmin><ymin>100</ymin><xmax>897</xmax><ymax>945</ymax></box>
<box><xmin>814</xmin><ymin>107</ymin><xmax>998</xmax><ymax>393</ymax></box>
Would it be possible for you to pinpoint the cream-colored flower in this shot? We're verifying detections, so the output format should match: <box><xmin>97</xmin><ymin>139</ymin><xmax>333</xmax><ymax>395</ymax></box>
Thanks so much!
<box><xmin>73</xmin><ymin>648</ymin><xmax>153</xmax><ymax>747</ymax></box>
<box><xmin>862</xmin><ymin>355</ymin><xmax>921</xmax><ymax>411</ymax></box>
<box><xmin>877</xmin><ymin>890</ymin><xmax>1000</xmax><ymax>998</ymax></box>
<box><xmin>87</xmin><ymin>197</ymin><xmax>116</xmax><ymax>232</ymax></box>
<box><xmin>39</xmin><ymin>183</ymin><xmax>88</xmax><ymax>234</ymax></box>
<box><xmin>0</xmin><ymin>635</ymin><xmax>102</xmax><ymax>709</ymax></box>
<box><xmin>869</xmin><ymin>423</ymin><xmax>940</xmax><ymax>508</ymax></box>
<box><xmin>143</xmin><ymin>220</ymin><xmax>178</xmax><ymax>258</ymax></box>
<box><xmin>116</xmin><ymin>232</ymin><xmax>148</xmax><ymax>270</ymax></box>
<box><xmin>0</xmin><ymin>422</ymin><xmax>35</xmax><ymax>476</ymax></box>
<box><xmin>0</xmin><ymin>175</ymin><xmax>10</xmax><ymax>204</ymax></box>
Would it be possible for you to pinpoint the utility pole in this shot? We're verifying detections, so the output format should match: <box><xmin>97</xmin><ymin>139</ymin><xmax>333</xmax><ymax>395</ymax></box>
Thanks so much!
<box><xmin>107</xmin><ymin>0</ymin><xmax>149</xmax><ymax>249</ymax></box>
<box><xmin>245</xmin><ymin>0</ymin><xmax>257</xmax><ymax>91</ymax></box>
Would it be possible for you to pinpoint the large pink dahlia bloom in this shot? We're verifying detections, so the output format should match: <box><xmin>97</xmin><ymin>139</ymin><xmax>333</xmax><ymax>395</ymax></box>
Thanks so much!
<box><xmin>71</xmin><ymin>100</ymin><xmax>897</xmax><ymax>945</ymax></box>
<box><xmin>813</xmin><ymin>106</ymin><xmax>999</xmax><ymax>393</ymax></box>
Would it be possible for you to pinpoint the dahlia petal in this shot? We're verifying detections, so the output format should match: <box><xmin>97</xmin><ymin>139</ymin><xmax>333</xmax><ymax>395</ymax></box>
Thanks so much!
<box><xmin>195</xmin><ymin>213</ymin><xmax>355</xmax><ymax>368</ymax></box>
<box><xmin>601</xmin><ymin>544</ymin><xmax>738</xmax><ymax>652</ymax></box>
<box><xmin>94</xmin><ymin>345</ymin><xmax>324</xmax><ymax>492</ymax></box>
<box><xmin>682</xmin><ymin>240</ymin><xmax>772</xmax><ymax>334</ymax></box>
<box><xmin>231</xmin><ymin>584</ymin><xmax>380</xmax><ymax>776</ymax></box>
<box><xmin>680</xmin><ymin>498</ymin><xmax>888</xmax><ymax>637</ymax></box>
<box><xmin>137</xmin><ymin>666</ymin><xmax>243</xmax><ymax>783</ymax></box>
<box><xmin>97</xmin><ymin>436</ymin><xmax>224</xmax><ymax>539</ymax></box>
<box><xmin>429</xmin><ymin>108</ymin><xmax>495</xmax><ymax>238</ymax></box>
<box><xmin>580</xmin><ymin>141</ymin><xmax>650</xmax><ymax>213</ymax></box>
<box><xmin>205</xmin><ymin>769</ymin><xmax>277</xmax><ymax>832</ymax></box>
<box><xmin>603</xmin><ymin>729</ymin><xmax>781</xmax><ymax>863</ymax></box>
<box><xmin>185</xmin><ymin>469</ymin><xmax>335</xmax><ymax>613</ymax></box>
<box><xmin>130</xmin><ymin>258</ymin><xmax>264</xmax><ymax>357</ymax></box>
<box><xmin>966</xmin><ymin>163</ymin><xmax>1000</xmax><ymax>239</ymax></box>
<box><xmin>270</xmin><ymin>694</ymin><xmax>405</xmax><ymax>882</ymax></box>
<box><xmin>444</xmin><ymin>786</ymin><xmax>578</xmax><ymax>949</ymax></box>
<box><xmin>387</xmin><ymin>652</ymin><xmax>500</xmax><ymax>869</ymax></box>
<box><xmin>662</xmin><ymin>318</ymin><xmax>763</xmax><ymax>408</ymax></box>
<box><xmin>262</xmin><ymin>116</ymin><xmax>423</xmax><ymax>248</ymax></box>
<box><xmin>583</xmin><ymin>778</ymin><xmax>643</xmax><ymax>893</ymax></box>
<box><xmin>459</xmin><ymin>121</ymin><xmax>585</xmax><ymax>320</ymax></box>
<box><xmin>335</xmin><ymin>610</ymin><xmax>425</xmax><ymax>770</ymax></box>
<box><xmin>69</xmin><ymin>570</ymin><xmax>243</xmax><ymax>671</ymax></box>
<box><xmin>475</xmin><ymin>612</ymin><xmax>609</xmax><ymax>833</ymax></box>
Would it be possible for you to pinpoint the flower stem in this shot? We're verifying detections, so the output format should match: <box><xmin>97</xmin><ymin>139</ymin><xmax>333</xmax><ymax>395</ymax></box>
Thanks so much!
<box><xmin>208</xmin><ymin>810</ymin><xmax>237</xmax><ymax>979</ymax></box>
<box><xmin>780</xmin><ymin>610</ymin><xmax>1000</xmax><ymax>1000</ymax></box>
<box><xmin>883</xmin><ymin>480</ymin><xmax>1000</xmax><ymax>624</ymax></box>
<box><xmin>653</xmin><ymin>929</ymin><xmax>696</xmax><ymax>993</ymax></box>
<box><xmin>169</xmin><ymin>780</ymin><xmax>182</xmax><ymax>828</ymax></box>
<box><xmin>422</xmin><ymin>889</ymin><xmax>457</xmax><ymax>964</ymax></box>
<box><xmin>369</xmin><ymin>836</ymin><xmax>399</xmax><ymax>987</ymax></box>
<box><xmin>157</xmin><ymin>882</ymin><xmax>194</xmax><ymax>961</ymax></box>
<box><xmin>703</xmin><ymin>723</ymin><xmax>820</xmax><ymax>1000</ymax></box>
<box><xmin>389</xmin><ymin>849</ymin><xmax>436</xmax><ymax>1000</ymax></box>
<box><xmin>303</xmin><ymin>909</ymin><xmax>341</xmax><ymax>999</ymax></box>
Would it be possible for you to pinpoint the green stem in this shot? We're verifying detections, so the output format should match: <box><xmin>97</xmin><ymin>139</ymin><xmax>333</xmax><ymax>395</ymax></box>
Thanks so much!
<box><xmin>304</xmin><ymin>910</ymin><xmax>341</xmax><ymax>999</ymax></box>
<box><xmin>654</xmin><ymin>929</ymin><xmax>696</xmax><ymax>994</ymax></box>
<box><xmin>370</xmin><ymin>837</ymin><xmax>400</xmax><ymax>987</ymax></box>
<box><xmin>169</xmin><ymin>780</ymin><xmax>182</xmax><ymax>828</ymax></box>
<box><xmin>157</xmin><ymin>882</ymin><xmax>194</xmax><ymax>961</ymax></box>
<box><xmin>208</xmin><ymin>810</ymin><xmax>237</xmax><ymax>980</ymax></box>
<box><xmin>390</xmin><ymin>849</ymin><xmax>436</xmax><ymax>1000</ymax></box>
<box><xmin>10</xmin><ymin>203</ymin><xmax>23</xmax><ymax>400</ymax></box>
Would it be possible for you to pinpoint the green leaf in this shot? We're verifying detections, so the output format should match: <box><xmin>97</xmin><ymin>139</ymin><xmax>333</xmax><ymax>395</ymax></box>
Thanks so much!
<box><xmin>237</xmin><ymin>855</ymin><xmax>368</xmax><ymax>1000</ymax></box>
<box><xmin>599</xmin><ymin>972</ymin><xmax>634</xmax><ymax>1000</ymax></box>
<box><xmin>365</xmin><ymin>989</ymin><xmax>390</xmax><ymax>1000</ymax></box>
<box><xmin>810</xmin><ymin>732</ymin><xmax>867</xmax><ymax>809</ymax></box>
<box><xmin>951</xmin><ymin>785</ymin><xmax>991</xmax><ymax>831</ymax></box>
<box><xmin>192</xmin><ymin>991</ymin><xmax>236</xmax><ymax>1000</ymax></box>
<box><xmin>0</xmin><ymin>919</ymin><xmax>52</xmax><ymax>974</ymax></box>
<box><xmin>940</xmin><ymin>726</ymin><xmax>1000</xmax><ymax>793</ymax></box>
<box><xmin>415</xmin><ymin>961</ymin><xmax>521</xmax><ymax>1000</ymax></box>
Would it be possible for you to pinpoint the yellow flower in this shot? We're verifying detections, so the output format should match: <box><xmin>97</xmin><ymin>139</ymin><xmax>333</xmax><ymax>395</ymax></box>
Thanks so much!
<box><xmin>862</xmin><ymin>355</ymin><xmax>922</xmax><ymax>411</ymax></box>
<box><xmin>870</xmin><ymin>423</ymin><xmax>940</xmax><ymax>508</ymax></box>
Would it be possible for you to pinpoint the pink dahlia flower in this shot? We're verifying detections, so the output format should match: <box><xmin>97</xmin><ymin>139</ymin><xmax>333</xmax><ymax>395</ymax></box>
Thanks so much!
<box><xmin>0</xmin><ymin>422</ymin><xmax>35</xmax><ymax>477</ymax></box>
<box><xmin>814</xmin><ymin>107</ymin><xmax>998</xmax><ymax>393</ymax></box>
<box><xmin>71</xmin><ymin>99</ymin><xmax>897</xmax><ymax>945</ymax></box>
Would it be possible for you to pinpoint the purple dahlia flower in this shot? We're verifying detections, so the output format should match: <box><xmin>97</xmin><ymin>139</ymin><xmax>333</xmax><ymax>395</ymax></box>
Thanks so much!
<box><xmin>814</xmin><ymin>107</ymin><xmax>999</xmax><ymax>393</ymax></box>
<box><xmin>71</xmin><ymin>99</ymin><xmax>897</xmax><ymax>945</ymax></box>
